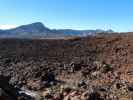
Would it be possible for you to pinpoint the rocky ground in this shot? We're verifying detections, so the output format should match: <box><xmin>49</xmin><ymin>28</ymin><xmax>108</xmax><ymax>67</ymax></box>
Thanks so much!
<box><xmin>0</xmin><ymin>33</ymin><xmax>133</xmax><ymax>99</ymax></box>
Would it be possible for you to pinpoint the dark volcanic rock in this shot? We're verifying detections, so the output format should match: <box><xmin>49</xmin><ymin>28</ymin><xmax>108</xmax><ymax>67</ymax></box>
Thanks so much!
<box><xmin>0</xmin><ymin>75</ymin><xmax>33</xmax><ymax>100</ymax></box>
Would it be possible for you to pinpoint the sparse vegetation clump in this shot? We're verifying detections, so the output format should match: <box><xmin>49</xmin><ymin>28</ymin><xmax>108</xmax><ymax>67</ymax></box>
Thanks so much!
<box><xmin>103</xmin><ymin>64</ymin><xmax>113</xmax><ymax>73</ymax></box>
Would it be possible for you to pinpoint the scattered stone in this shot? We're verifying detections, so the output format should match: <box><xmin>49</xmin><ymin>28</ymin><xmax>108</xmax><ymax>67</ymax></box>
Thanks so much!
<box><xmin>78</xmin><ymin>80</ymin><xmax>87</xmax><ymax>88</ymax></box>
<box><xmin>127</xmin><ymin>84</ymin><xmax>133</xmax><ymax>91</ymax></box>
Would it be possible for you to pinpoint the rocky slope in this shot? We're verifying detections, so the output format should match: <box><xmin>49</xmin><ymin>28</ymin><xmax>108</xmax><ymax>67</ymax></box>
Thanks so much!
<box><xmin>0</xmin><ymin>33</ymin><xmax>133</xmax><ymax>99</ymax></box>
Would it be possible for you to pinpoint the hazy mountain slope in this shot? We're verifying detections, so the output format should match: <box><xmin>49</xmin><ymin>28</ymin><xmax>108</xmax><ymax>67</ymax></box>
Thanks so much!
<box><xmin>5</xmin><ymin>22</ymin><xmax>54</xmax><ymax>38</ymax></box>
<box><xmin>0</xmin><ymin>22</ymin><xmax>114</xmax><ymax>38</ymax></box>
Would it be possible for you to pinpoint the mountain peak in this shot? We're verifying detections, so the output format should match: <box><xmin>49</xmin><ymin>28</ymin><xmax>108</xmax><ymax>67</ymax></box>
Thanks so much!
<box><xmin>20</xmin><ymin>22</ymin><xmax>46</xmax><ymax>31</ymax></box>
<box><xmin>29</xmin><ymin>22</ymin><xmax>45</xmax><ymax>28</ymax></box>
<box><xmin>8</xmin><ymin>22</ymin><xmax>51</xmax><ymax>35</ymax></box>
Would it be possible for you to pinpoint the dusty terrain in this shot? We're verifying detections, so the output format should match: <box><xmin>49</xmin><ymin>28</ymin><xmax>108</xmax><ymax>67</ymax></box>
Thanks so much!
<box><xmin>0</xmin><ymin>33</ymin><xmax>133</xmax><ymax>99</ymax></box>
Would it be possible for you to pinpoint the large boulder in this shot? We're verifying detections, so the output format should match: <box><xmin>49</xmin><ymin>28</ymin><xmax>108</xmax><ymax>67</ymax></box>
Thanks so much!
<box><xmin>0</xmin><ymin>75</ymin><xmax>34</xmax><ymax>100</ymax></box>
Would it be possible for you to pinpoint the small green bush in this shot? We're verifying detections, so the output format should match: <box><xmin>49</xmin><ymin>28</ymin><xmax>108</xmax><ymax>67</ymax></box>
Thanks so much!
<box><xmin>103</xmin><ymin>64</ymin><xmax>113</xmax><ymax>73</ymax></box>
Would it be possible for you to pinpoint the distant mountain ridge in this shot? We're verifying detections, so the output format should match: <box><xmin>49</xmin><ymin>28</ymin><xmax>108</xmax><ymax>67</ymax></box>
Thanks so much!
<box><xmin>0</xmin><ymin>22</ymin><xmax>114</xmax><ymax>38</ymax></box>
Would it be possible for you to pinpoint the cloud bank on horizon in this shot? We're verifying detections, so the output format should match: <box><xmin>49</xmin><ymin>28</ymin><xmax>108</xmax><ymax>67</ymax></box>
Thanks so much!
<box><xmin>0</xmin><ymin>24</ymin><xmax>17</xmax><ymax>30</ymax></box>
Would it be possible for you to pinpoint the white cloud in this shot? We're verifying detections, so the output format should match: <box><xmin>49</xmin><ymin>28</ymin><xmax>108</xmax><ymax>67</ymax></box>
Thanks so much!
<box><xmin>0</xmin><ymin>24</ymin><xmax>17</xmax><ymax>30</ymax></box>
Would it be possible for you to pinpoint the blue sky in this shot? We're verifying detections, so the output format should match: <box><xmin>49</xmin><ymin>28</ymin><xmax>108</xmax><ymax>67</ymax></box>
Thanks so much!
<box><xmin>0</xmin><ymin>0</ymin><xmax>133</xmax><ymax>32</ymax></box>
